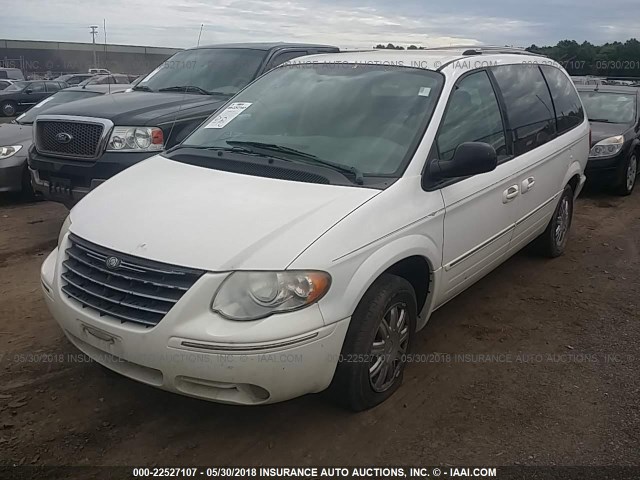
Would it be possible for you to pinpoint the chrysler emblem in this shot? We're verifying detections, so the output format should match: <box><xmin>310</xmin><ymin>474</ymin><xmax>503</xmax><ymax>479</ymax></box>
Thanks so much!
<box><xmin>55</xmin><ymin>132</ymin><xmax>73</xmax><ymax>144</ymax></box>
<box><xmin>105</xmin><ymin>256</ymin><xmax>121</xmax><ymax>269</ymax></box>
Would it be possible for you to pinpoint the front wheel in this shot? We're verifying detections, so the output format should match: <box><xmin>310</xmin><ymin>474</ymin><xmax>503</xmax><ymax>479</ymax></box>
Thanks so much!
<box><xmin>533</xmin><ymin>184</ymin><xmax>574</xmax><ymax>258</ymax></box>
<box><xmin>329</xmin><ymin>274</ymin><xmax>417</xmax><ymax>411</ymax></box>
<box><xmin>1</xmin><ymin>101</ymin><xmax>17</xmax><ymax>117</ymax></box>
<box><xmin>614</xmin><ymin>153</ymin><xmax>637</xmax><ymax>196</ymax></box>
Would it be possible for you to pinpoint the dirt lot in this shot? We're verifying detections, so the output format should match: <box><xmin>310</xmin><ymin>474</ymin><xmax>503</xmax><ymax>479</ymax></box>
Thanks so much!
<box><xmin>0</xmin><ymin>187</ymin><xmax>639</xmax><ymax>470</ymax></box>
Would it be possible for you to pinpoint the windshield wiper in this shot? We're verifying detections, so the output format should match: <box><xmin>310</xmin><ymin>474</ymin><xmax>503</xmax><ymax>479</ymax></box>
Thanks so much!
<box><xmin>589</xmin><ymin>118</ymin><xmax>613</xmax><ymax>123</ymax></box>
<box><xmin>158</xmin><ymin>85</ymin><xmax>211</xmax><ymax>95</ymax></box>
<box><xmin>225</xmin><ymin>140</ymin><xmax>364</xmax><ymax>185</ymax></box>
<box><xmin>132</xmin><ymin>85</ymin><xmax>154</xmax><ymax>92</ymax></box>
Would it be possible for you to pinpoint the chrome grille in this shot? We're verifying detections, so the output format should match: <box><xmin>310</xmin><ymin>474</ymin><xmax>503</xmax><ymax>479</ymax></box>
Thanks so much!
<box><xmin>61</xmin><ymin>234</ymin><xmax>204</xmax><ymax>327</ymax></box>
<box><xmin>36</xmin><ymin>120</ymin><xmax>105</xmax><ymax>159</ymax></box>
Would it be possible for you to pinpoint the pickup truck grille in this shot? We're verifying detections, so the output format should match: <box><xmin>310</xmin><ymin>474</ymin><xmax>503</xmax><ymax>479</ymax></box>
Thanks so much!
<box><xmin>61</xmin><ymin>234</ymin><xmax>204</xmax><ymax>327</ymax></box>
<box><xmin>36</xmin><ymin>120</ymin><xmax>105</xmax><ymax>159</ymax></box>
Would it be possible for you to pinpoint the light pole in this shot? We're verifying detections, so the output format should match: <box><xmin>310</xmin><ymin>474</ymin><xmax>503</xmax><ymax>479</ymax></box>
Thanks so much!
<box><xmin>89</xmin><ymin>25</ymin><xmax>99</xmax><ymax>69</ymax></box>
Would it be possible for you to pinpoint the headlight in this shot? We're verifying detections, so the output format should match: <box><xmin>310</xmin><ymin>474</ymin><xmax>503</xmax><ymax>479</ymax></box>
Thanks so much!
<box><xmin>58</xmin><ymin>215</ymin><xmax>72</xmax><ymax>247</ymax></box>
<box><xmin>106</xmin><ymin>126</ymin><xmax>163</xmax><ymax>152</ymax></box>
<box><xmin>212</xmin><ymin>271</ymin><xmax>331</xmax><ymax>321</ymax></box>
<box><xmin>589</xmin><ymin>135</ymin><xmax>624</xmax><ymax>158</ymax></box>
<box><xmin>0</xmin><ymin>145</ymin><xmax>23</xmax><ymax>160</ymax></box>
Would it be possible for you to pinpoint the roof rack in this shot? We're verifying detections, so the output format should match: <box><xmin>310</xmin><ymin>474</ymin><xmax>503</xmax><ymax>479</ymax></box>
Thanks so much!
<box><xmin>422</xmin><ymin>45</ymin><xmax>540</xmax><ymax>57</ymax></box>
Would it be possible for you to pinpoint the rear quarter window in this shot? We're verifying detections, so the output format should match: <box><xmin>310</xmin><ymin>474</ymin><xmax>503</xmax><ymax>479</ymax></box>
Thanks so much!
<box><xmin>491</xmin><ymin>64</ymin><xmax>556</xmax><ymax>155</ymax></box>
<box><xmin>541</xmin><ymin>66</ymin><xmax>585</xmax><ymax>134</ymax></box>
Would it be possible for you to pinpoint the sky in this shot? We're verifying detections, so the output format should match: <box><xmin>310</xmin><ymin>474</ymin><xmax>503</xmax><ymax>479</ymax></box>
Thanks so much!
<box><xmin>0</xmin><ymin>0</ymin><xmax>637</xmax><ymax>49</ymax></box>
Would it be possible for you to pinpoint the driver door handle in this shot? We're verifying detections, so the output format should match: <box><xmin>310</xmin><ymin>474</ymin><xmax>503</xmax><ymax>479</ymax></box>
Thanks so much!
<box><xmin>503</xmin><ymin>185</ymin><xmax>519</xmax><ymax>203</ymax></box>
<box><xmin>522</xmin><ymin>176</ymin><xmax>536</xmax><ymax>193</ymax></box>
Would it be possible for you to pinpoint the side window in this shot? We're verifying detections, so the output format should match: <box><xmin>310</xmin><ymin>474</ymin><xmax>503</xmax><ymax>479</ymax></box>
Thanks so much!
<box><xmin>115</xmin><ymin>75</ymin><xmax>129</xmax><ymax>84</ymax></box>
<box><xmin>436</xmin><ymin>71</ymin><xmax>507</xmax><ymax>162</ymax></box>
<box><xmin>45</xmin><ymin>81</ymin><xmax>61</xmax><ymax>92</ymax></box>
<box><xmin>29</xmin><ymin>82</ymin><xmax>46</xmax><ymax>93</ymax></box>
<box><xmin>266</xmin><ymin>51</ymin><xmax>306</xmax><ymax>70</ymax></box>
<box><xmin>541</xmin><ymin>66</ymin><xmax>585</xmax><ymax>134</ymax></box>
<box><xmin>491</xmin><ymin>65</ymin><xmax>556</xmax><ymax>155</ymax></box>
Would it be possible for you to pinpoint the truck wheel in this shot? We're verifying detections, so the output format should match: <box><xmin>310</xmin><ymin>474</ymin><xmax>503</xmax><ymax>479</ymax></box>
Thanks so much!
<box><xmin>20</xmin><ymin>166</ymin><xmax>35</xmax><ymax>201</ymax></box>
<box><xmin>614</xmin><ymin>153</ymin><xmax>637</xmax><ymax>196</ymax></box>
<box><xmin>1</xmin><ymin>101</ymin><xmax>17</xmax><ymax>117</ymax></box>
<box><xmin>330</xmin><ymin>274</ymin><xmax>416</xmax><ymax>411</ymax></box>
<box><xmin>533</xmin><ymin>184</ymin><xmax>574</xmax><ymax>258</ymax></box>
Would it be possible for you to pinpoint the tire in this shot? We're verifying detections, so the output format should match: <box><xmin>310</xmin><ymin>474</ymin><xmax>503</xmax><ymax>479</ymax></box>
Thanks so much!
<box><xmin>533</xmin><ymin>184</ymin><xmax>574</xmax><ymax>258</ymax></box>
<box><xmin>1</xmin><ymin>101</ymin><xmax>17</xmax><ymax>117</ymax></box>
<box><xmin>614</xmin><ymin>152</ymin><xmax>637</xmax><ymax>196</ymax></box>
<box><xmin>329</xmin><ymin>274</ymin><xmax>417</xmax><ymax>411</ymax></box>
<box><xmin>20</xmin><ymin>166</ymin><xmax>35</xmax><ymax>201</ymax></box>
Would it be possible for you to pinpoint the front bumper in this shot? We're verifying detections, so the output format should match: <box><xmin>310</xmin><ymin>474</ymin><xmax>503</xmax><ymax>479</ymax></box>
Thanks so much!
<box><xmin>585</xmin><ymin>152</ymin><xmax>624</xmax><ymax>174</ymax></box>
<box><xmin>0</xmin><ymin>153</ymin><xmax>27</xmax><ymax>193</ymax></box>
<box><xmin>41</xmin><ymin>243</ymin><xmax>349</xmax><ymax>405</ymax></box>
<box><xmin>28</xmin><ymin>147</ymin><xmax>155</xmax><ymax>206</ymax></box>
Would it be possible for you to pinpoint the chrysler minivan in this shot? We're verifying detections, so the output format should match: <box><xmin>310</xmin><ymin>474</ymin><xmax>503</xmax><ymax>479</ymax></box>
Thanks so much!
<box><xmin>41</xmin><ymin>48</ymin><xmax>589</xmax><ymax>411</ymax></box>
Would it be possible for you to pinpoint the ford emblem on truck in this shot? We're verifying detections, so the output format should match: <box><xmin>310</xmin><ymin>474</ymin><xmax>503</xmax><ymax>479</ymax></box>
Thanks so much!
<box><xmin>55</xmin><ymin>132</ymin><xmax>73</xmax><ymax>144</ymax></box>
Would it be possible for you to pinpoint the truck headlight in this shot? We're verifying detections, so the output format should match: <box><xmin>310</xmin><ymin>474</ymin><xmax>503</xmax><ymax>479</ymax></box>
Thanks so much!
<box><xmin>106</xmin><ymin>127</ymin><xmax>163</xmax><ymax>152</ymax></box>
<box><xmin>0</xmin><ymin>145</ymin><xmax>23</xmax><ymax>160</ymax></box>
<box><xmin>212</xmin><ymin>271</ymin><xmax>331</xmax><ymax>321</ymax></box>
<box><xmin>589</xmin><ymin>135</ymin><xmax>624</xmax><ymax>158</ymax></box>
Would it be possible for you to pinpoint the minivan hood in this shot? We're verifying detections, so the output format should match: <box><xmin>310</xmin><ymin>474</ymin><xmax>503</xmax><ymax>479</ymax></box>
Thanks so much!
<box><xmin>0</xmin><ymin>122</ymin><xmax>32</xmax><ymax>145</ymax></box>
<box><xmin>69</xmin><ymin>156</ymin><xmax>378</xmax><ymax>271</ymax></box>
<box><xmin>589</xmin><ymin>121</ymin><xmax>631</xmax><ymax>146</ymax></box>
<box><xmin>42</xmin><ymin>91</ymin><xmax>227</xmax><ymax>126</ymax></box>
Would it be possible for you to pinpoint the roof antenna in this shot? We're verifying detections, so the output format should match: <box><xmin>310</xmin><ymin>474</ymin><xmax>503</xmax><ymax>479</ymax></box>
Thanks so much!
<box><xmin>197</xmin><ymin>24</ymin><xmax>204</xmax><ymax>47</ymax></box>
<box><xmin>104</xmin><ymin>19</ymin><xmax>110</xmax><ymax>94</ymax></box>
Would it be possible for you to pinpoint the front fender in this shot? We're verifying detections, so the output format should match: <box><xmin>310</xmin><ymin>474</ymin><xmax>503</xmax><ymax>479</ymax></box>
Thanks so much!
<box><xmin>316</xmin><ymin>233</ymin><xmax>442</xmax><ymax>328</ymax></box>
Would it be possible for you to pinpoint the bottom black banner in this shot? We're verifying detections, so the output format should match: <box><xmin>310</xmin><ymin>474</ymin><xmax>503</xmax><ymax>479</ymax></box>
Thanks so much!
<box><xmin>1</xmin><ymin>466</ymin><xmax>639</xmax><ymax>480</ymax></box>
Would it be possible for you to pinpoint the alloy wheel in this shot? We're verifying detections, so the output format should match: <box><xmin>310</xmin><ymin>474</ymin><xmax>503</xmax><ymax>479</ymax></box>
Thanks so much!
<box><xmin>369</xmin><ymin>303</ymin><xmax>409</xmax><ymax>393</ymax></box>
<box><xmin>627</xmin><ymin>155</ymin><xmax>637</xmax><ymax>192</ymax></box>
<box><xmin>554</xmin><ymin>196</ymin><xmax>571</xmax><ymax>249</ymax></box>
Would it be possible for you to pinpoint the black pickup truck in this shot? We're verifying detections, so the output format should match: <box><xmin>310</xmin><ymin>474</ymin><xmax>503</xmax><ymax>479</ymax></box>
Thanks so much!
<box><xmin>28</xmin><ymin>42</ymin><xmax>339</xmax><ymax>206</ymax></box>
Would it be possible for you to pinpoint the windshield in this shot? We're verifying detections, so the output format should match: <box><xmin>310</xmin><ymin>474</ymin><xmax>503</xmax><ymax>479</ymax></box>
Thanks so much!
<box><xmin>181</xmin><ymin>64</ymin><xmax>444</xmax><ymax>178</ymax></box>
<box><xmin>579</xmin><ymin>91</ymin><xmax>637</xmax><ymax>123</ymax></box>
<box><xmin>16</xmin><ymin>90</ymin><xmax>103</xmax><ymax>124</ymax></box>
<box><xmin>136</xmin><ymin>48</ymin><xmax>267</xmax><ymax>96</ymax></box>
<box><xmin>4</xmin><ymin>81</ymin><xmax>28</xmax><ymax>92</ymax></box>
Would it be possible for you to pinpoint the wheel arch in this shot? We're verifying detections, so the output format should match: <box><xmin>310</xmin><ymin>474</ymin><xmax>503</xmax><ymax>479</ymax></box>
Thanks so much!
<box><xmin>336</xmin><ymin>235</ymin><xmax>440</xmax><ymax>330</ymax></box>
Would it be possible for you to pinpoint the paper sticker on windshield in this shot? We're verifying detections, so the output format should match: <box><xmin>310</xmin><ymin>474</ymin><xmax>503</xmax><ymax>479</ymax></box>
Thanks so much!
<box><xmin>418</xmin><ymin>87</ymin><xmax>431</xmax><ymax>97</ymax></box>
<box><xmin>33</xmin><ymin>97</ymin><xmax>54</xmax><ymax>108</ymax></box>
<box><xmin>204</xmin><ymin>103</ymin><xmax>253</xmax><ymax>129</ymax></box>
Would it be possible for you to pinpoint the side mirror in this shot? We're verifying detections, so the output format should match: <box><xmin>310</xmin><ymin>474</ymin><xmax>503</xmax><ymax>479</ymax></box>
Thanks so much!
<box><xmin>25</xmin><ymin>88</ymin><xmax>33</xmax><ymax>94</ymax></box>
<box><xmin>430</xmin><ymin>142</ymin><xmax>498</xmax><ymax>179</ymax></box>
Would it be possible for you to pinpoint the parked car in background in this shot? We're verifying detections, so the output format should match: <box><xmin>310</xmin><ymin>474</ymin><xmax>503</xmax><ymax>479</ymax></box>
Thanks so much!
<box><xmin>0</xmin><ymin>67</ymin><xmax>25</xmax><ymax>81</ymax></box>
<box><xmin>28</xmin><ymin>42</ymin><xmax>339</xmax><ymax>206</ymax></box>
<box><xmin>78</xmin><ymin>74</ymin><xmax>136</xmax><ymax>86</ymax></box>
<box><xmin>577</xmin><ymin>85</ymin><xmax>640</xmax><ymax>195</ymax></box>
<box><xmin>88</xmin><ymin>68</ymin><xmax>110</xmax><ymax>75</ymax></box>
<box><xmin>54</xmin><ymin>73</ymin><xmax>96</xmax><ymax>86</ymax></box>
<box><xmin>0</xmin><ymin>79</ymin><xmax>15</xmax><ymax>91</ymax></box>
<box><xmin>0</xmin><ymin>84</ymin><xmax>129</xmax><ymax>196</ymax></box>
<box><xmin>0</xmin><ymin>80</ymin><xmax>68</xmax><ymax>117</ymax></box>
<box><xmin>41</xmin><ymin>48</ymin><xmax>588</xmax><ymax>410</ymax></box>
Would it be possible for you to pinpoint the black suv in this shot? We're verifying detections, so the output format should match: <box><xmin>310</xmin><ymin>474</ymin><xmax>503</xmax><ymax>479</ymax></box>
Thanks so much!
<box><xmin>28</xmin><ymin>42</ymin><xmax>339</xmax><ymax>206</ymax></box>
<box><xmin>577</xmin><ymin>85</ymin><xmax>640</xmax><ymax>195</ymax></box>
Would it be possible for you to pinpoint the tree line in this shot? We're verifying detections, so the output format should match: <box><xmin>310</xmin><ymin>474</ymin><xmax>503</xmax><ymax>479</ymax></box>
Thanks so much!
<box><xmin>374</xmin><ymin>39</ymin><xmax>640</xmax><ymax>77</ymax></box>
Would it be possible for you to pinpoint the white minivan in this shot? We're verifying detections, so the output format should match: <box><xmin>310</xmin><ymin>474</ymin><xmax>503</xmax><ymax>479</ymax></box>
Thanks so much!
<box><xmin>41</xmin><ymin>47</ymin><xmax>589</xmax><ymax>411</ymax></box>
